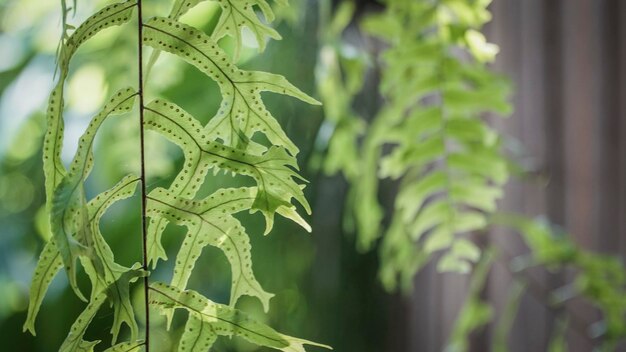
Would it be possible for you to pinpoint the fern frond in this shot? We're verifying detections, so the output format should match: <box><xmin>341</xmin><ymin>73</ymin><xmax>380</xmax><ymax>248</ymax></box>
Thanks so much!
<box><xmin>146</xmin><ymin>187</ymin><xmax>273</xmax><ymax>311</ymax></box>
<box><xmin>149</xmin><ymin>282</ymin><xmax>331</xmax><ymax>352</ymax></box>
<box><xmin>334</xmin><ymin>0</ymin><xmax>514</xmax><ymax>289</ymax></box>
<box><xmin>24</xmin><ymin>175</ymin><xmax>141</xmax><ymax>336</ymax></box>
<box><xmin>143</xmin><ymin>99</ymin><xmax>310</xmax><ymax>233</ymax></box>
<box><xmin>22</xmin><ymin>241</ymin><xmax>64</xmax><ymax>335</ymax></box>
<box><xmin>50</xmin><ymin>88</ymin><xmax>137</xmax><ymax>300</ymax></box>
<box><xmin>102</xmin><ymin>341</ymin><xmax>145</xmax><ymax>352</ymax></box>
<box><xmin>30</xmin><ymin>0</ymin><xmax>325</xmax><ymax>349</ymax></box>
<box><xmin>80</xmin><ymin>175</ymin><xmax>143</xmax><ymax>343</ymax></box>
<box><xmin>142</xmin><ymin>17</ymin><xmax>319</xmax><ymax>155</ymax></box>
<box><xmin>59</xmin><ymin>293</ymin><xmax>107</xmax><ymax>352</ymax></box>
<box><xmin>212</xmin><ymin>0</ymin><xmax>281</xmax><ymax>59</ymax></box>
<box><xmin>59</xmin><ymin>266</ymin><xmax>145</xmax><ymax>352</ymax></box>
<box><xmin>44</xmin><ymin>0</ymin><xmax>137</xmax><ymax>205</ymax></box>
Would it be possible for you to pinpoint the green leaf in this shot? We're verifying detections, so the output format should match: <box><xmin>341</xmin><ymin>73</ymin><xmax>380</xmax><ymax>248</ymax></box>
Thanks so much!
<box><xmin>22</xmin><ymin>241</ymin><xmax>64</xmax><ymax>335</ymax></box>
<box><xmin>24</xmin><ymin>176</ymin><xmax>141</xmax><ymax>337</ymax></box>
<box><xmin>149</xmin><ymin>282</ymin><xmax>331</xmax><ymax>352</ymax></box>
<box><xmin>212</xmin><ymin>0</ymin><xmax>281</xmax><ymax>59</ymax></box>
<box><xmin>143</xmin><ymin>99</ymin><xmax>310</xmax><ymax>232</ymax></box>
<box><xmin>44</xmin><ymin>0</ymin><xmax>136</xmax><ymax>205</ymax></box>
<box><xmin>178</xmin><ymin>314</ymin><xmax>218</xmax><ymax>351</ymax></box>
<box><xmin>144</xmin><ymin>0</ymin><xmax>208</xmax><ymax>84</ymax></box>
<box><xmin>169</xmin><ymin>0</ymin><xmax>206</xmax><ymax>20</ymax></box>
<box><xmin>102</xmin><ymin>341</ymin><xmax>145</xmax><ymax>352</ymax></box>
<box><xmin>343</xmin><ymin>0</ymin><xmax>512</xmax><ymax>286</ymax></box>
<box><xmin>59</xmin><ymin>293</ymin><xmax>107</xmax><ymax>352</ymax></box>
<box><xmin>142</xmin><ymin>17</ymin><xmax>319</xmax><ymax>155</ymax></box>
<box><xmin>147</xmin><ymin>187</ymin><xmax>273</xmax><ymax>311</ymax></box>
<box><xmin>445</xmin><ymin>251</ymin><xmax>494</xmax><ymax>352</ymax></box>
<box><xmin>81</xmin><ymin>175</ymin><xmax>143</xmax><ymax>343</ymax></box>
<box><xmin>50</xmin><ymin>88</ymin><xmax>137</xmax><ymax>301</ymax></box>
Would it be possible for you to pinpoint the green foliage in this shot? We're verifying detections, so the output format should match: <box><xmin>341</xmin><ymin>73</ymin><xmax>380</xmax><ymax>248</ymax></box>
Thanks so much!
<box><xmin>315</xmin><ymin>0</ymin><xmax>626</xmax><ymax>349</ymax></box>
<box><xmin>509</xmin><ymin>218</ymin><xmax>626</xmax><ymax>348</ymax></box>
<box><xmin>149</xmin><ymin>282</ymin><xmax>330</xmax><ymax>352</ymax></box>
<box><xmin>445</xmin><ymin>250</ymin><xmax>493</xmax><ymax>352</ymax></box>
<box><xmin>320</xmin><ymin>0</ymin><xmax>511</xmax><ymax>290</ymax></box>
<box><xmin>25</xmin><ymin>0</ymin><xmax>327</xmax><ymax>351</ymax></box>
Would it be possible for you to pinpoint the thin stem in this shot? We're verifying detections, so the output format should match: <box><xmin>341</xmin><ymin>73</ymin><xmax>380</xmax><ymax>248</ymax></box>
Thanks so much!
<box><xmin>136</xmin><ymin>0</ymin><xmax>150</xmax><ymax>350</ymax></box>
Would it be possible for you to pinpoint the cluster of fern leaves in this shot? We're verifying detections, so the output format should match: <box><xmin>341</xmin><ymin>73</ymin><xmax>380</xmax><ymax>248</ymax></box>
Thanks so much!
<box><xmin>318</xmin><ymin>0</ymin><xmax>626</xmax><ymax>349</ymax></box>
<box><xmin>320</xmin><ymin>0</ymin><xmax>511</xmax><ymax>290</ymax></box>
<box><xmin>24</xmin><ymin>0</ymin><xmax>329</xmax><ymax>351</ymax></box>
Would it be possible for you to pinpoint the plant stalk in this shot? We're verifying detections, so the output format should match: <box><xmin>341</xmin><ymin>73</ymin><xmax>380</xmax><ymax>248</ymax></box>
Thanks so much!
<box><xmin>136</xmin><ymin>0</ymin><xmax>150</xmax><ymax>350</ymax></box>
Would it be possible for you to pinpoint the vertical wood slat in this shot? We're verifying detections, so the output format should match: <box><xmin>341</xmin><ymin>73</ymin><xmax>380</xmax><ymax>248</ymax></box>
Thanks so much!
<box><xmin>487</xmin><ymin>0</ymin><xmax>553</xmax><ymax>351</ymax></box>
<box><xmin>619</xmin><ymin>0</ymin><xmax>626</xmax><ymax>261</ymax></box>
<box><xmin>402</xmin><ymin>0</ymin><xmax>626</xmax><ymax>350</ymax></box>
<box><xmin>593</xmin><ymin>0</ymin><xmax>620</xmax><ymax>255</ymax></box>
<box><xmin>562</xmin><ymin>0</ymin><xmax>595</xmax><ymax>249</ymax></box>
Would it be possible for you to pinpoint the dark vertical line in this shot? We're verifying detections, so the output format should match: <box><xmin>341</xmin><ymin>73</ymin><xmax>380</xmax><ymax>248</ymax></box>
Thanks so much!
<box><xmin>136</xmin><ymin>0</ymin><xmax>150</xmax><ymax>350</ymax></box>
<box><xmin>594</xmin><ymin>0</ymin><xmax>619</xmax><ymax>254</ymax></box>
<box><xmin>543</xmin><ymin>0</ymin><xmax>564</xmax><ymax>227</ymax></box>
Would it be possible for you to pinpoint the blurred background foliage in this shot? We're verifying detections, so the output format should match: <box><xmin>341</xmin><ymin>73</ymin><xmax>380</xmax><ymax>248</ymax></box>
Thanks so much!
<box><xmin>1</xmin><ymin>0</ymin><xmax>626</xmax><ymax>351</ymax></box>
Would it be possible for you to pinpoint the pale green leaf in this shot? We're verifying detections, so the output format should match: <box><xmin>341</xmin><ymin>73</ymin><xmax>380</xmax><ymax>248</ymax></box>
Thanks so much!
<box><xmin>147</xmin><ymin>187</ymin><xmax>273</xmax><ymax>311</ymax></box>
<box><xmin>23</xmin><ymin>241</ymin><xmax>63</xmax><ymax>335</ymax></box>
<box><xmin>59</xmin><ymin>293</ymin><xmax>107</xmax><ymax>352</ymax></box>
<box><xmin>142</xmin><ymin>17</ymin><xmax>319</xmax><ymax>155</ymax></box>
<box><xmin>143</xmin><ymin>99</ymin><xmax>310</xmax><ymax>231</ymax></box>
<box><xmin>44</xmin><ymin>0</ymin><xmax>136</xmax><ymax>204</ymax></box>
<box><xmin>178</xmin><ymin>314</ymin><xmax>217</xmax><ymax>352</ymax></box>
<box><xmin>81</xmin><ymin>175</ymin><xmax>143</xmax><ymax>343</ymax></box>
<box><xmin>24</xmin><ymin>176</ymin><xmax>141</xmax><ymax>337</ymax></box>
<box><xmin>102</xmin><ymin>341</ymin><xmax>145</xmax><ymax>352</ymax></box>
<box><xmin>50</xmin><ymin>88</ymin><xmax>137</xmax><ymax>302</ymax></box>
<box><xmin>149</xmin><ymin>282</ymin><xmax>331</xmax><ymax>352</ymax></box>
<box><xmin>212</xmin><ymin>0</ymin><xmax>281</xmax><ymax>59</ymax></box>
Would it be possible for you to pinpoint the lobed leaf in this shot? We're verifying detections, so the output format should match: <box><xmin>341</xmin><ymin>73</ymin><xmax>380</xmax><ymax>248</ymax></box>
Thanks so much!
<box><xmin>143</xmin><ymin>99</ymin><xmax>310</xmax><ymax>232</ymax></box>
<box><xmin>50</xmin><ymin>88</ymin><xmax>137</xmax><ymax>300</ymax></box>
<box><xmin>81</xmin><ymin>175</ymin><xmax>143</xmax><ymax>343</ymax></box>
<box><xmin>146</xmin><ymin>187</ymin><xmax>273</xmax><ymax>312</ymax></box>
<box><xmin>149</xmin><ymin>282</ymin><xmax>331</xmax><ymax>352</ymax></box>
<box><xmin>44</xmin><ymin>0</ymin><xmax>136</xmax><ymax>205</ymax></box>
<box><xmin>211</xmin><ymin>0</ymin><xmax>281</xmax><ymax>59</ymax></box>
<box><xmin>142</xmin><ymin>17</ymin><xmax>319</xmax><ymax>155</ymax></box>
<box><xmin>102</xmin><ymin>341</ymin><xmax>145</xmax><ymax>352</ymax></box>
<box><xmin>24</xmin><ymin>176</ymin><xmax>141</xmax><ymax>337</ymax></box>
<box><xmin>59</xmin><ymin>293</ymin><xmax>107</xmax><ymax>352</ymax></box>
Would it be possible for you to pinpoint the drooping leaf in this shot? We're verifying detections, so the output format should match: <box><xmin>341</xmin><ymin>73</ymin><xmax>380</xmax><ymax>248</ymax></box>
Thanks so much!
<box><xmin>50</xmin><ymin>88</ymin><xmax>137</xmax><ymax>300</ymax></box>
<box><xmin>445</xmin><ymin>250</ymin><xmax>494</xmax><ymax>352</ymax></box>
<box><xmin>24</xmin><ymin>176</ymin><xmax>141</xmax><ymax>336</ymax></box>
<box><xmin>23</xmin><ymin>241</ymin><xmax>64</xmax><ymax>335</ymax></box>
<box><xmin>149</xmin><ymin>282</ymin><xmax>331</xmax><ymax>352</ymax></box>
<box><xmin>142</xmin><ymin>17</ymin><xmax>319</xmax><ymax>155</ymax></box>
<box><xmin>59</xmin><ymin>293</ymin><xmax>107</xmax><ymax>352</ymax></box>
<box><xmin>80</xmin><ymin>175</ymin><xmax>143</xmax><ymax>343</ymax></box>
<box><xmin>44</xmin><ymin>0</ymin><xmax>136</xmax><ymax>204</ymax></box>
<box><xmin>337</xmin><ymin>0</ymin><xmax>512</xmax><ymax>289</ymax></box>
